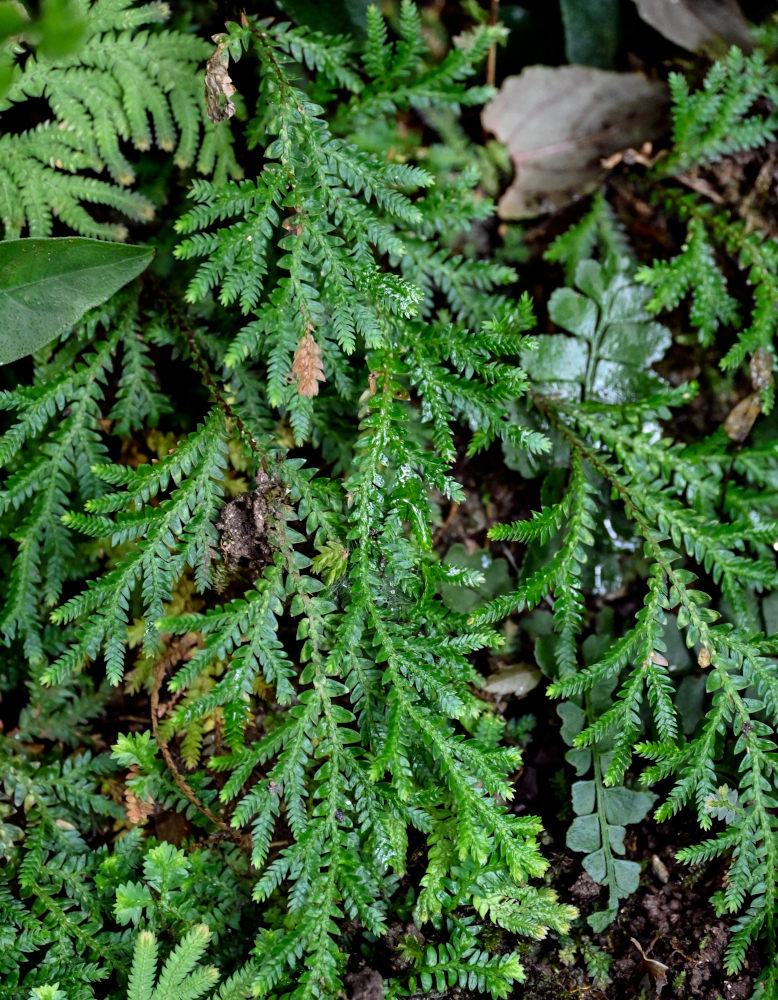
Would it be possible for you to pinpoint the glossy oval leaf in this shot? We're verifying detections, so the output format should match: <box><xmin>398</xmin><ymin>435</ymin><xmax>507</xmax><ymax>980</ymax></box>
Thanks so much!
<box><xmin>0</xmin><ymin>237</ymin><xmax>154</xmax><ymax>364</ymax></box>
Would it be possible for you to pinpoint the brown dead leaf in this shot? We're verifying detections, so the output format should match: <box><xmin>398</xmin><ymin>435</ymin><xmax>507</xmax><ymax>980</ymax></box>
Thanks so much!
<box><xmin>482</xmin><ymin>66</ymin><xmax>667</xmax><ymax>219</ymax></box>
<box><xmin>632</xmin><ymin>0</ymin><xmax>753</xmax><ymax>56</ymax></box>
<box><xmin>724</xmin><ymin>347</ymin><xmax>773</xmax><ymax>442</ymax></box>
<box><xmin>205</xmin><ymin>33</ymin><xmax>237</xmax><ymax>123</ymax></box>
<box><xmin>482</xmin><ymin>663</ymin><xmax>541</xmax><ymax>698</ymax></box>
<box><xmin>292</xmin><ymin>329</ymin><xmax>325</xmax><ymax>398</ymax></box>
<box><xmin>631</xmin><ymin>937</ymin><xmax>669</xmax><ymax>996</ymax></box>
<box><xmin>124</xmin><ymin>766</ymin><xmax>153</xmax><ymax>825</ymax></box>
<box><xmin>750</xmin><ymin>345</ymin><xmax>774</xmax><ymax>392</ymax></box>
<box><xmin>724</xmin><ymin>392</ymin><xmax>761</xmax><ymax>442</ymax></box>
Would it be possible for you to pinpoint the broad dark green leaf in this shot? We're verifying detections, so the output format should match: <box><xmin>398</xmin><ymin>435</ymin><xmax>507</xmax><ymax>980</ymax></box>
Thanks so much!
<box><xmin>582</xmin><ymin>847</ymin><xmax>607</xmax><ymax>882</ymax></box>
<box><xmin>588</xmin><ymin>907</ymin><xmax>618</xmax><ymax>932</ymax></box>
<box><xmin>37</xmin><ymin>0</ymin><xmax>88</xmax><ymax>58</ymax></box>
<box><xmin>565</xmin><ymin>747</ymin><xmax>593</xmax><ymax>777</ymax></box>
<box><xmin>613</xmin><ymin>859</ymin><xmax>641</xmax><ymax>896</ymax></box>
<box><xmin>278</xmin><ymin>0</ymin><xmax>369</xmax><ymax>36</ymax></box>
<box><xmin>524</xmin><ymin>261</ymin><xmax>671</xmax><ymax>403</ymax></box>
<box><xmin>676</xmin><ymin>674</ymin><xmax>707</xmax><ymax>735</ymax></box>
<box><xmin>608</xmin><ymin>824</ymin><xmax>627</xmax><ymax>854</ymax></box>
<box><xmin>599</xmin><ymin>322</ymin><xmax>670</xmax><ymax>366</ymax></box>
<box><xmin>0</xmin><ymin>0</ymin><xmax>87</xmax><ymax>100</ymax></box>
<box><xmin>558</xmin><ymin>701</ymin><xmax>586</xmax><ymax>744</ymax></box>
<box><xmin>548</xmin><ymin>288</ymin><xmax>598</xmax><ymax>340</ymax></box>
<box><xmin>588</xmin><ymin>674</ymin><xmax>619</xmax><ymax>717</ymax></box>
<box><xmin>439</xmin><ymin>544</ymin><xmax>513</xmax><ymax>613</ymax></box>
<box><xmin>0</xmin><ymin>2</ymin><xmax>26</xmax><ymax>39</ymax></box>
<box><xmin>576</xmin><ymin>259</ymin><xmax>607</xmax><ymax>302</ymax></box>
<box><xmin>522</xmin><ymin>333</ymin><xmax>588</xmax><ymax>382</ymax></box>
<box><xmin>0</xmin><ymin>238</ymin><xmax>153</xmax><ymax>364</ymax></box>
<box><xmin>561</xmin><ymin>0</ymin><xmax>620</xmax><ymax>68</ymax></box>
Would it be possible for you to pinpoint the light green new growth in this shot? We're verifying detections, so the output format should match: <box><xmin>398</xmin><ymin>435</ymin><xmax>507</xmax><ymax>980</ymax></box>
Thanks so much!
<box><xmin>127</xmin><ymin>926</ymin><xmax>218</xmax><ymax>1000</ymax></box>
<box><xmin>662</xmin><ymin>47</ymin><xmax>778</xmax><ymax>172</ymax></box>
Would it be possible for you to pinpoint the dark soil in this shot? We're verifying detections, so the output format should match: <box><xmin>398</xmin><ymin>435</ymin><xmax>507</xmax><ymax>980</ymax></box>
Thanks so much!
<box><xmin>345</xmin><ymin>691</ymin><xmax>765</xmax><ymax>999</ymax></box>
<box><xmin>510</xmin><ymin>700</ymin><xmax>763</xmax><ymax>1000</ymax></box>
<box><xmin>346</xmin><ymin>965</ymin><xmax>385</xmax><ymax>1000</ymax></box>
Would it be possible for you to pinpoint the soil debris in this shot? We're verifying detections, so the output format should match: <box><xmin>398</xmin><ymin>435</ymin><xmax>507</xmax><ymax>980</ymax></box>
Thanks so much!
<box><xmin>216</xmin><ymin>470</ymin><xmax>277</xmax><ymax>570</ymax></box>
<box><xmin>345</xmin><ymin>965</ymin><xmax>384</xmax><ymax>1000</ymax></box>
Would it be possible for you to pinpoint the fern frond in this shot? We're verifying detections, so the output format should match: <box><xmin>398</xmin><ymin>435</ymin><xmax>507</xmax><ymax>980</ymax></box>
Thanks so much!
<box><xmin>663</xmin><ymin>47</ymin><xmax>778</xmax><ymax>171</ymax></box>
<box><xmin>0</xmin><ymin>1</ymin><xmax>239</xmax><ymax>237</ymax></box>
<box><xmin>47</xmin><ymin>410</ymin><xmax>228</xmax><ymax>684</ymax></box>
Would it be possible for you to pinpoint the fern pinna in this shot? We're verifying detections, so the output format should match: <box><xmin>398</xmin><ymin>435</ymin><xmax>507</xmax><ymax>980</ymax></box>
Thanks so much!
<box><xmin>0</xmin><ymin>0</ymin><xmax>239</xmax><ymax>239</ymax></box>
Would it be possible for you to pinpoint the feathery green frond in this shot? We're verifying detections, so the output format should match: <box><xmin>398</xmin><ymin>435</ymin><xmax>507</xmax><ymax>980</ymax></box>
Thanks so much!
<box><xmin>0</xmin><ymin>0</ymin><xmax>239</xmax><ymax>238</ymax></box>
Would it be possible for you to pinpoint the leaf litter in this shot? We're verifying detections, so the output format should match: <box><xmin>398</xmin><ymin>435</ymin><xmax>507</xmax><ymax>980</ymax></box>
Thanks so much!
<box><xmin>482</xmin><ymin>66</ymin><xmax>668</xmax><ymax>219</ymax></box>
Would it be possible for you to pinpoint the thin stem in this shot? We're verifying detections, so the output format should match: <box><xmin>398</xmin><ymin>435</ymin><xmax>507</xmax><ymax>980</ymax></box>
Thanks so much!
<box><xmin>486</xmin><ymin>0</ymin><xmax>500</xmax><ymax>88</ymax></box>
<box><xmin>150</xmin><ymin>285</ymin><xmax>268</xmax><ymax>468</ymax></box>
<box><xmin>151</xmin><ymin>648</ymin><xmax>252</xmax><ymax>853</ymax></box>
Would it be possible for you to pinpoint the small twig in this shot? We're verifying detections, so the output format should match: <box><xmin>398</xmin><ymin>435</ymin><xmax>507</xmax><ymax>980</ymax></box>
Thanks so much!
<box><xmin>432</xmin><ymin>500</ymin><xmax>460</xmax><ymax>545</ymax></box>
<box><xmin>674</xmin><ymin>171</ymin><xmax>725</xmax><ymax>205</ymax></box>
<box><xmin>151</xmin><ymin>652</ymin><xmax>252</xmax><ymax>853</ymax></box>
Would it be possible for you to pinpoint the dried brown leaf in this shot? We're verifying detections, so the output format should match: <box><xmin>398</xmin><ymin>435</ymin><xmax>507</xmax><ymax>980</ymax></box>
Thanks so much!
<box><xmin>205</xmin><ymin>34</ymin><xmax>237</xmax><ymax>124</ymax></box>
<box><xmin>124</xmin><ymin>766</ymin><xmax>154</xmax><ymax>825</ymax></box>
<box><xmin>724</xmin><ymin>392</ymin><xmax>761</xmax><ymax>442</ymax></box>
<box><xmin>631</xmin><ymin>937</ymin><xmax>669</xmax><ymax>996</ymax></box>
<box><xmin>292</xmin><ymin>330</ymin><xmax>325</xmax><ymax>398</ymax></box>
<box><xmin>482</xmin><ymin>663</ymin><xmax>541</xmax><ymax>698</ymax></box>
<box><xmin>750</xmin><ymin>345</ymin><xmax>774</xmax><ymax>392</ymax></box>
<box><xmin>482</xmin><ymin>66</ymin><xmax>667</xmax><ymax>219</ymax></box>
<box><xmin>724</xmin><ymin>347</ymin><xmax>773</xmax><ymax>442</ymax></box>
